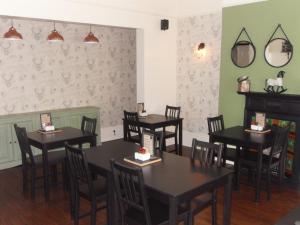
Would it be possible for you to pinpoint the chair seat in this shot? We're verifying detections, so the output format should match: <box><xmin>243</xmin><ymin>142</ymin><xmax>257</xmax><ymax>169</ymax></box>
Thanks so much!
<box><xmin>27</xmin><ymin>150</ymin><xmax>66</xmax><ymax>166</ymax></box>
<box><xmin>128</xmin><ymin>135</ymin><xmax>141</xmax><ymax>144</ymax></box>
<box><xmin>163</xmin><ymin>130</ymin><xmax>176</xmax><ymax>138</ymax></box>
<box><xmin>241</xmin><ymin>151</ymin><xmax>280</xmax><ymax>169</ymax></box>
<box><xmin>125</xmin><ymin>197</ymin><xmax>188</xmax><ymax>225</ymax></box>
<box><xmin>224</xmin><ymin>147</ymin><xmax>236</xmax><ymax>161</ymax></box>
<box><xmin>190</xmin><ymin>193</ymin><xmax>213</xmax><ymax>212</ymax></box>
<box><xmin>79</xmin><ymin>177</ymin><xmax>106</xmax><ymax>200</ymax></box>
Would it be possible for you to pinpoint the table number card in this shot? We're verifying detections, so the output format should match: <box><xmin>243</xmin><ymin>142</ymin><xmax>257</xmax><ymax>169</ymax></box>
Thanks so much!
<box><xmin>40</xmin><ymin>113</ymin><xmax>53</xmax><ymax>129</ymax></box>
<box><xmin>142</xmin><ymin>131</ymin><xmax>155</xmax><ymax>156</ymax></box>
<box><xmin>256</xmin><ymin>112</ymin><xmax>266</xmax><ymax>128</ymax></box>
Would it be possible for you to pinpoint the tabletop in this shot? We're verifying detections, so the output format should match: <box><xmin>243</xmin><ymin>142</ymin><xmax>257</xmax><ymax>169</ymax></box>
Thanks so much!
<box><xmin>27</xmin><ymin>127</ymin><xmax>93</xmax><ymax>144</ymax></box>
<box><xmin>137</xmin><ymin>114</ymin><xmax>183</xmax><ymax>126</ymax></box>
<box><xmin>85</xmin><ymin>140</ymin><xmax>232</xmax><ymax>198</ymax></box>
<box><xmin>210</xmin><ymin>126</ymin><xmax>273</xmax><ymax>149</ymax></box>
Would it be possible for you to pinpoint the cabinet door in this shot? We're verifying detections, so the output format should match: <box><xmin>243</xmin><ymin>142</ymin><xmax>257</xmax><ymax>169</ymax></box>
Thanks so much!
<box><xmin>0</xmin><ymin>123</ymin><xmax>14</xmax><ymax>164</ymax></box>
<box><xmin>12</xmin><ymin>120</ymin><xmax>36</xmax><ymax>160</ymax></box>
<box><xmin>62</xmin><ymin>115</ymin><xmax>81</xmax><ymax>128</ymax></box>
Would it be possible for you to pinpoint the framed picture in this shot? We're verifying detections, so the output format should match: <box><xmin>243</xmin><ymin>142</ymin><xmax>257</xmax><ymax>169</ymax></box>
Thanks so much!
<box><xmin>142</xmin><ymin>130</ymin><xmax>155</xmax><ymax>156</ymax></box>
<box><xmin>40</xmin><ymin>113</ymin><xmax>52</xmax><ymax>129</ymax></box>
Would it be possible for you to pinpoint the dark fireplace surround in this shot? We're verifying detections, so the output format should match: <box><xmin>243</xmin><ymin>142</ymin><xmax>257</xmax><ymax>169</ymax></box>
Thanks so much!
<box><xmin>239</xmin><ymin>91</ymin><xmax>300</xmax><ymax>185</ymax></box>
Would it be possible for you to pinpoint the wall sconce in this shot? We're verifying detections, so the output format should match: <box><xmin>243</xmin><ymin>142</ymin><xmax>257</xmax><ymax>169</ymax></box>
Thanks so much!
<box><xmin>195</xmin><ymin>42</ymin><xmax>206</xmax><ymax>58</ymax></box>
<box><xmin>3</xmin><ymin>19</ymin><xmax>23</xmax><ymax>40</ymax></box>
<box><xmin>47</xmin><ymin>22</ymin><xmax>64</xmax><ymax>42</ymax></box>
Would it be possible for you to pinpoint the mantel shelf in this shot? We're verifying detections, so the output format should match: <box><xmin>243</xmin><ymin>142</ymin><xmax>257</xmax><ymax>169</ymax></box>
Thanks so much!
<box><xmin>237</xmin><ymin>91</ymin><xmax>300</xmax><ymax>100</ymax></box>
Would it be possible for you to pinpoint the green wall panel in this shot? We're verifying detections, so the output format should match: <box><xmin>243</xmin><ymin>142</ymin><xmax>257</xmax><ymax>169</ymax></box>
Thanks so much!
<box><xmin>220</xmin><ymin>0</ymin><xmax>300</xmax><ymax>127</ymax></box>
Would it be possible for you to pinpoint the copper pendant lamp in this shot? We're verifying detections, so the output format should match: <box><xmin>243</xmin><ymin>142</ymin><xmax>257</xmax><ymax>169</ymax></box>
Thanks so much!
<box><xmin>4</xmin><ymin>19</ymin><xmax>23</xmax><ymax>40</ymax></box>
<box><xmin>84</xmin><ymin>25</ymin><xmax>99</xmax><ymax>43</ymax></box>
<box><xmin>47</xmin><ymin>22</ymin><xmax>64</xmax><ymax>42</ymax></box>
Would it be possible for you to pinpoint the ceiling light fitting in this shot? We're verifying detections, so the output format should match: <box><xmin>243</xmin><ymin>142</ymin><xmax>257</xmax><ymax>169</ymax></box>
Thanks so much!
<box><xmin>4</xmin><ymin>19</ymin><xmax>23</xmax><ymax>40</ymax></box>
<box><xmin>47</xmin><ymin>22</ymin><xmax>64</xmax><ymax>42</ymax></box>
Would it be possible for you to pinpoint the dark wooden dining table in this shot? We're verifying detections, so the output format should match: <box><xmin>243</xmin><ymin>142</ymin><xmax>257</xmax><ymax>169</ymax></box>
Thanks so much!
<box><xmin>123</xmin><ymin>114</ymin><xmax>184</xmax><ymax>155</ymax></box>
<box><xmin>27</xmin><ymin>127</ymin><xmax>97</xmax><ymax>200</ymax></box>
<box><xmin>209</xmin><ymin>126</ymin><xmax>273</xmax><ymax>202</ymax></box>
<box><xmin>85</xmin><ymin>140</ymin><xmax>233</xmax><ymax>225</ymax></box>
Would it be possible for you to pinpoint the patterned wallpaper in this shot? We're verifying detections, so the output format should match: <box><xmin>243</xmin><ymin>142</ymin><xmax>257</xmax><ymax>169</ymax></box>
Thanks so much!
<box><xmin>0</xmin><ymin>17</ymin><xmax>136</xmax><ymax>127</ymax></box>
<box><xmin>177</xmin><ymin>12</ymin><xmax>222</xmax><ymax>133</ymax></box>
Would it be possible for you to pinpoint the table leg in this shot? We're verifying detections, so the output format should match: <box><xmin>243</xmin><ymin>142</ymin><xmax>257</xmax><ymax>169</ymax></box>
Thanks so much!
<box><xmin>123</xmin><ymin>120</ymin><xmax>127</xmax><ymax>141</ymax></box>
<box><xmin>179</xmin><ymin>119</ymin><xmax>183</xmax><ymax>156</ymax></box>
<box><xmin>107</xmin><ymin>173</ymin><xmax>118</xmax><ymax>225</ymax></box>
<box><xmin>255</xmin><ymin>146</ymin><xmax>263</xmax><ymax>202</ymax></box>
<box><xmin>224</xmin><ymin>174</ymin><xmax>233</xmax><ymax>225</ymax></box>
<box><xmin>234</xmin><ymin>145</ymin><xmax>241</xmax><ymax>190</ymax></box>
<box><xmin>42</xmin><ymin>146</ymin><xmax>49</xmax><ymax>200</ymax></box>
<box><xmin>169</xmin><ymin>196</ymin><xmax>178</xmax><ymax>225</ymax></box>
<box><xmin>91</xmin><ymin>135</ymin><xmax>97</xmax><ymax>147</ymax></box>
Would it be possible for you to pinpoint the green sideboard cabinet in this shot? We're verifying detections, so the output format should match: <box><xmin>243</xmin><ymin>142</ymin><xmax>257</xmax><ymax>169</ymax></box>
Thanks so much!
<box><xmin>0</xmin><ymin>106</ymin><xmax>100</xmax><ymax>170</ymax></box>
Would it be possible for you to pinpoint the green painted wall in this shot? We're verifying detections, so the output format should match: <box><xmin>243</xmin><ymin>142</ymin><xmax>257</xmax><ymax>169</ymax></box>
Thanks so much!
<box><xmin>220</xmin><ymin>0</ymin><xmax>300</xmax><ymax>127</ymax></box>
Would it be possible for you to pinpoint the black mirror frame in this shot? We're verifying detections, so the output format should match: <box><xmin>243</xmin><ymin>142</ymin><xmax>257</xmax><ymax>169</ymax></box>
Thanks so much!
<box><xmin>264</xmin><ymin>24</ymin><xmax>293</xmax><ymax>68</ymax></box>
<box><xmin>231</xmin><ymin>40</ymin><xmax>256</xmax><ymax>68</ymax></box>
<box><xmin>264</xmin><ymin>37</ymin><xmax>293</xmax><ymax>68</ymax></box>
<box><xmin>231</xmin><ymin>27</ymin><xmax>256</xmax><ymax>68</ymax></box>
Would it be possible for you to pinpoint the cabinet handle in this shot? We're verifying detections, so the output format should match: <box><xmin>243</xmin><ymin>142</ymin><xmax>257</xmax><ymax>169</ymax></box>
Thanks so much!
<box><xmin>14</xmin><ymin>141</ymin><xmax>17</xmax><ymax>143</ymax></box>
<box><xmin>9</xmin><ymin>141</ymin><xmax>12</xmax><ymax>144</ymax></box>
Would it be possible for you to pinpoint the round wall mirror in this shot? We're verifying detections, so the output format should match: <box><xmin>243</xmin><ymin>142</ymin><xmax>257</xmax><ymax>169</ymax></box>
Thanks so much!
<box><xmin>264</xmin><ymin>38</ymin><xmax>293</xmax><ymax>67</ymax></box>
<box><xmin>231</xmin><ymin>40</ymin><xmax>256</xmax><ymax>68</ymax></box>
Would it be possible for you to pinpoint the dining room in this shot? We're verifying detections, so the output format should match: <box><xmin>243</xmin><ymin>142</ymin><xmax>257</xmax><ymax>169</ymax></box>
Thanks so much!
<box><xmin>1</xmin><ymin>0</ymin><xmax>300</xmax><ymax>225</ymax></box>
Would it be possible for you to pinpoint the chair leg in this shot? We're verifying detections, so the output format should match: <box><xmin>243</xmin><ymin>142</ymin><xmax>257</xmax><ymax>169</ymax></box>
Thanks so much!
<box><xmin>74</xmin><ymin>191</ymin><xmax>80</xmax><ymax>225</ymax></box>
<box><xmin>22</xmin><ymin>165</ymin><xmax>28</xmax><ymax>193</ymax></box>
<box><xmin>51</xmin><ymin>165</ymin><xmax>58</xmax><ymax>185</ymax></box>
<box><xmin>212</xmin><ymin>189</ymin><xmax>217</xmax><ymax>225</ymax></box>
<box><xmin>222</xmin><ymin>146</ymin><xmax>227</xmax><ymax>167</ymax></box>
<box><xmin>188</xmin><ymin>212</ymin><xmax>194</xmax><ymax>225</ymax></box>
<box><xmin>90</xmin><ymin>199</ymin><xmax>97</xmax><ymax>225</ymax></box>
<box><xmin>31</xmin><ymin>167</ymin><xmax>36</xmax><ymax>200</ymax></box>
<box><xmin>174</xmin><ymin>136</ymin><xmax>178</xmax><ymax>155</ymax></box>
<box><xmin>267</xmin><ymin>170</ymin><xmax>271</xmax><ymax>200</ymax></box>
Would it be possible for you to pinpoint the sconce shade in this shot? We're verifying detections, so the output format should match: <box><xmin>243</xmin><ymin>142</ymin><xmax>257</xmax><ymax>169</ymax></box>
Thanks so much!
<box><xmin>47</xmin><ymin>29</ymin><xmax>64</xmax><ymax>42</ymax></box>
<box><xmin>84</xmin><ymin>32</ymin><xmax>99</xmax><ymax>43</ymax></box>
<box><xmin>4</xmin><ymin>26</ymin><xmax>23</xmax><ymax>40</ymax></box>
<box><xmin>198</xmin><ymin>43</ymin><xmax>205</xmax><ymax>50</ymax></box>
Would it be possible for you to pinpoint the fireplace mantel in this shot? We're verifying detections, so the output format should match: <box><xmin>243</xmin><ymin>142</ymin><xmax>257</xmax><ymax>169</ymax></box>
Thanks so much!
<box><xmin>238</xmin><ymin>91</ymin><xmax>300</xmax><ymax>185</ymax></box>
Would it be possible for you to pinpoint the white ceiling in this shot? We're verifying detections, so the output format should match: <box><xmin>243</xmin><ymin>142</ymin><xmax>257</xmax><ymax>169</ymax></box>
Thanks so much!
<box><xmin>222</xmin><ymin>0</ymin><xmax>267</xmax><ymax>7</ymax></box>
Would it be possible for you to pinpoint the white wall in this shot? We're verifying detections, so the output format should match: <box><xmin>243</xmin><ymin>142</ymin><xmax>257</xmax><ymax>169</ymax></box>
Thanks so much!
<box><xmin>0</xmin><ymin>0</ymin><xmax>179</xmax><ymax>140</ymax></box>
<box><xmin>177</xmin><ymin>0</ymin><xmax>222</xmax><ymax>17</ymax></box>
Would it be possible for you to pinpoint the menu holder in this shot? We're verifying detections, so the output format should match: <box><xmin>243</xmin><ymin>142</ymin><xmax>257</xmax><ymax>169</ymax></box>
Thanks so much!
<box><xmin>37</xmin><ymin>129</ymin><xmax>63</xmax><ymax>134</ymax></box>
<box><xmin>124</xmin><ymin>156</ymin><xmax>161</xmax><ymax>167</ymax></box>
<box><xmin>244</xmin><ymin>128</ymin><xmax>271</xmax><ymax>134</ymax></box>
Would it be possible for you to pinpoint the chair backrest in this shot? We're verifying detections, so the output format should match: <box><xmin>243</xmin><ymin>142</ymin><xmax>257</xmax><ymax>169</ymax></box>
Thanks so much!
<box><xmin>110</xmin><ymin>159</ymin><xmax>151</xmax><ymax>225</ymax></box>
<box><xmin>269</xmin><ymin>125</ymin><xmax>289</xmax><ymax>163</ymax></box>
<box><xmin>165</xmin><ymin>105</ymin><xmax>180</xmax><ymax>133</ymax></box>
<box><xmin>65</xmin><ymin>143</ymin><xmax>94</xmax><ymax>197</ymax></box>
<box><xmin>191</xmin><ymin>138</ymin><xmax>223</xmax><ymax>167</ymax></box>
<box><xmin>207</xmin><ymin>115</ymin><xmax>225</xmax><ymax>134</ymax></box>
<box><xmin>14</xmin><ymin>124</ymin><xmax>35</xmax><ymax>165</ymax></box>
<box><xmin>141</xmin><ymin>129</ymin><xmax>164</xmax><ymax>153</ymax></box>
<box><xmin>81</xmin><ymin>116</ymin><xmax>97</xmax><ymax>134</ymax></box>
<box><xmin>124</xmin><ymin>111</ymin><xmax>142</xmax><ymax>144</ymax></box>
<box><xmin>165</xmin><ymin>105</ymin><xmax>180</xmax><ymax>118</ymax></box>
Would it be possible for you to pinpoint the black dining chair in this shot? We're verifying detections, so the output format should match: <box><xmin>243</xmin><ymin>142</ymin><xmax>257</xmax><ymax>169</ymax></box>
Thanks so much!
<box><xmin>79</xmin><ymin>116</ymin><xmax>97</xmax><ymax>148</ymax></box>
<box><xmin>110</xmin><ymin>159</ymin><xmax>190</xmax><ymax>225</ymax></box>
<box><xmin>124</xmin><ymin>110</ymin><xmax>142</xmax><ymax>144</ymax></box>
<box><xmin>65</xmin><ymin>143</ymin><xmax>106</xmax><ymax>225</ymax></box>
<box><xmin>14</xmin><ymin>124</ymin><xmax>66</xmax><ymax>200</ymax></box>
<box><xmin>207</xmin><ymin>115</ymin><xmax>236</xmax><ymax>167</ymax></box>
<box><xmin>141</xmin><ymin>129</ymin><xmax>164</xmax><ymax>153</ymax></box>
<box><xmin>238</xmin><ymin>125</ymin><xmax>289</xmax><ymax>200</ymax></box>
<box><xmin>188</xmin><ymin>138</ymin><xmax>223</xmax><ymax>225</ymax></box>
<box><xmin>163</xmin><ymin>105</ymin><xmax>181</xmax><ymax>154</ymax></box>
